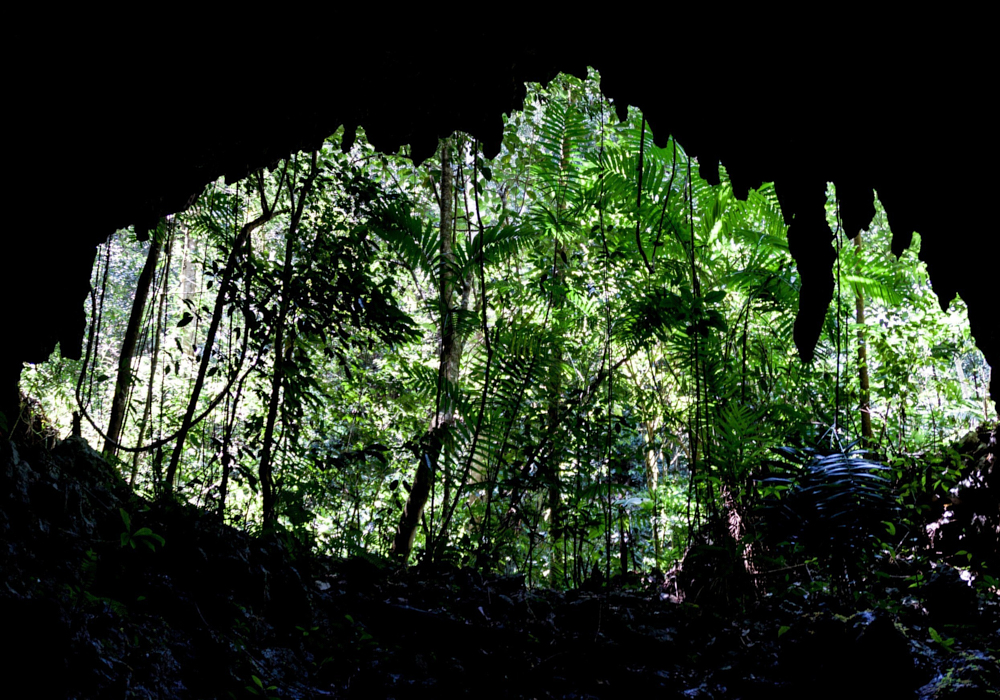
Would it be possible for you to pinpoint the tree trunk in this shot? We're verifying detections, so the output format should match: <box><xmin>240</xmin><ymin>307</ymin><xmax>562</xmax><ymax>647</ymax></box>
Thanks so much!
<box><xmin>853</xmin><ymin>233</ymin><xmax>873</xmax><ymax>445</ymax></box>
<box><xmin>392</xmin><ymin>137</ymin><xmax>463</xmax><ymax>562</ymax></box>
<box><xmin>179</xmin><ymin>227</ymin><xmax>199</xmax><ymax>365</ymax></box>
<box><xmin>104</xmin><ymin>229</ymin><xmax>163</xmax><ymax>458</ymax></box>
<box><xmin>130</xmin><ymin>225</ymin><xmax>173</xmax><ymax>486</ymax></box>
<box><xmin>258</xmin><ymin>153</ymin><xmax>319</xmax><ymax>529</ymax></box>
<box><xmin>165</xmin><ymin>178</ymin><xmax>277</xmax><ymax>494</ymax></box>
<box><xmin>642</xmin><ymin>417</ymin><xmax>662</xmax><ymax>567</ymax></box>
<box><xmin>545</xmin><ymin>253</ymin><xmax>565</xmax><ymax>586</ymax></box>
<box><xmin>545</xmin><ymin>98</ymin><xmax>575</xmax><ymax>586</ymax></box>
<box><xmin>218</xmin><ymin>360</ymin><xmax>251</xmax><ymax>521</ymax></box>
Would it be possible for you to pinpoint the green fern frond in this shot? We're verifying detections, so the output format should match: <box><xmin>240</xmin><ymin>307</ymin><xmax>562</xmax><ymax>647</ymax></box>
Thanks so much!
<box><xmin>455</xmin><ymin>224</ymin><xmax>527</xmax><ymax>278</ymax></box>
<box><xmin>842</xmin><ymin>272</ymin><xmax>904</xmax><ymax>307</ymax></box>
<box><xmin>188</xmin><ymin>185</ymin><xmax>245</xmax><ymax>247</ymax></box>
<box><xmin>373</xmin><ymin>202</ymin><xmax>441</xmax><ymax>286</ymax></box>
<box><xmin>762</xmin><ymin>443</ymin><xmax>896</xmax><ymax>573</ymax></box>
<box><xmin>530</xmin><ymin>97</ymin><xmax>591</xmax><ymax>213</ymax></box>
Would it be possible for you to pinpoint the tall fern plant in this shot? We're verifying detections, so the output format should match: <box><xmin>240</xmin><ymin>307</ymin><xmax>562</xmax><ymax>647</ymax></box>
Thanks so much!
<box><xmin>762</xmin><ymin>442</ymin><xmax>896</xmax><ymax>594</ymax></box>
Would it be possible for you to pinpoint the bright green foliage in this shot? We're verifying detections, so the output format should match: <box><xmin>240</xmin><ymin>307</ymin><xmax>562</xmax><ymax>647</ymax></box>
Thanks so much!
<box><xmin>119</xmin><ymin>507</ymin><xmax>166</xmax><ymax>551</ymax></box>
<box><xmin>20</xmin><ymin>69</ymin><xmax>991</xmax><ymax>592</ymax></box>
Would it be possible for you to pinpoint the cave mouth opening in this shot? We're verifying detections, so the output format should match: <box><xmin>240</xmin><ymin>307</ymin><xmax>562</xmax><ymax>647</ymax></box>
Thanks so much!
<box><xmin>12</xmin><ymin>71</ymin><xmax>992</xmax><ymax>563</ymax></box>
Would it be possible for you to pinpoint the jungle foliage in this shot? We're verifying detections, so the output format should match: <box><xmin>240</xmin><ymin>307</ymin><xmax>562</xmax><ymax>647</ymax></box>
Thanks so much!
<box><xmin>19</xmin><ymin>70</ymin><xmax>994</xmax><ymax>598</ymax></box>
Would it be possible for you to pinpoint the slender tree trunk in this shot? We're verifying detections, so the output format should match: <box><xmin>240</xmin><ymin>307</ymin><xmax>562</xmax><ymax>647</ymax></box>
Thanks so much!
<box><xmin>853</xmin><ymin>233</ymin><xmax>873</xmax><ymax>445</ymax></box>
<box><xmin>258</xmin><ymin>152</ymin><xmax>319</xmax><ymax>529</ymax></box>
<box><xmin>131</xmin><ymin>226</ymin><xmax>173</xmax><ymax>486</ymax></box>
<box><xmin>545</xmin><ymin>101</ymin><xmax>575</xmax><ymax>586</ymax></box>
<box><xmin>218</xmin><ymin>360</ymin><xmax>250</xmax><ymax>521</ymax></box>
<box><xmin>441</xmin><ymin>139</ymin><xmax>465</xmax><ymax>527</ymax></box>
<box><xmin>392</xmin><ymin>137</ymin><xmax>463</xmax><ymax>562</ymax></box>
<box><xmin>104</xmin><ymin>229</ymin><xmax>164</xmax><ymax>458</ymax></box>
<box><xmin>619</xmin><ymin>511</ymin><xmax>629</xmax><ymax>575</ymax></box>
<box><xmin>545</xmin><ymin>254</ymin><xmax>565</xmax><ymax>585</ymax></box>
<box><xmin>165</xmin><ymin>177</ymin><xmax>278</xmax><ymax>494</ymax></box>
<box><xmin>953</xmin><ymin>357</ymin><xmax>969</xmax><ymax>399</ymax></box>
<box><xmin>642</xmin><ymin>417</ymin><xmax>662</xmax><ymax>567</ymax></box>
<box><xmin>180</xmin><ymin>228</ymin><xmax>199</xmax><ymax>365</ymax></box>
<box><xmin>436</xmin><ymin>277</ymin><xmax>486</xmax><ymax>542</ymax></box>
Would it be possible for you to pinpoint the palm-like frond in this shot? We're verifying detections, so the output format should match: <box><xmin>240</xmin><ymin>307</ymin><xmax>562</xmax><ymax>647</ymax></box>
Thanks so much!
<box><xmin>453</xmin><ymin>224</ymin><xmax>527</xmax><ymax>280</ymax></box>
<box><xmin>455</xmin><ymin>321</ymin><xmax>553</xmax><ymax>482</ymax></box>
<box><xmin>726</xmin><ymin>185</ymin><xmax>788</xmax><ymax>248</ymax></box>
<box><xmin>532</xmin><ymin>99</ymin><xmax>590</xmax><ymax>208</ymax></box>
<box><xmin>762</xmin><ymin>443</ymin><xmax>896</xmax><ymax>574</ymax></box>
<box><xmin>524</xmin><ymin>97</ymin><xmax>592</xmax><ymax>243</ymax></box>
<box><xmin>372</xmin><ymin>202</ymin><xmax>441</xmax><ymax>287</ymax></box>
<box><xmin>842</xmin><ymin>240</ymin><xmax>909</xmax><ymax>307</ymax></box>
<box><xmin>585</xmin><ymin>127</ymin><xmax>691</xmax><ymax>269</ymax></box>
<box><xmin>714</xmin><ymin>401</ymin><xmax>768</xmax><ymax>472</ymax></box>
<box><xmin>614</xmin><ymin>287</ymin><xmax>687</xmax><ymax>355</ymax></box>
<box><xmin>187</xmin><ymin>185</ymin><xmax>245</xmax><ymax>247</ymax></box>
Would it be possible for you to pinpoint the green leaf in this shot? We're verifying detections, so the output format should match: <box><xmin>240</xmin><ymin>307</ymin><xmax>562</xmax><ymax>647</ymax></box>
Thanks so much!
<box><xmin>929</xmin><ymin>627</ymin><xmax>956</xmax><ymax>651</ymax></box>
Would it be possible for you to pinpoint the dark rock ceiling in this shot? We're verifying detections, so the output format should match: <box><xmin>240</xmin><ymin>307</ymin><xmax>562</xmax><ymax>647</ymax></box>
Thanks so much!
<box><xmin>6</xmin><ymin>32</ymin><xmax>995</xmax><ymax>418</ymax></box>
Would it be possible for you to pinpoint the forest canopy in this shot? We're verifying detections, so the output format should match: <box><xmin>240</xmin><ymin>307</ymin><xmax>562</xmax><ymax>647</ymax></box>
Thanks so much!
<box><xmin>19</xmin><ymin>70</ymin><xmax>992</xmax><ymax>587</ymax></box>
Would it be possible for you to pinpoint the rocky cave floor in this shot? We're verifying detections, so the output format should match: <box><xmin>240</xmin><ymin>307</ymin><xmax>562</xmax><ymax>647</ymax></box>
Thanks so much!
<box><xmin>2</xmin><ymin>435</ymin><xmax>998</xmax><ymax>699</ymax></box>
